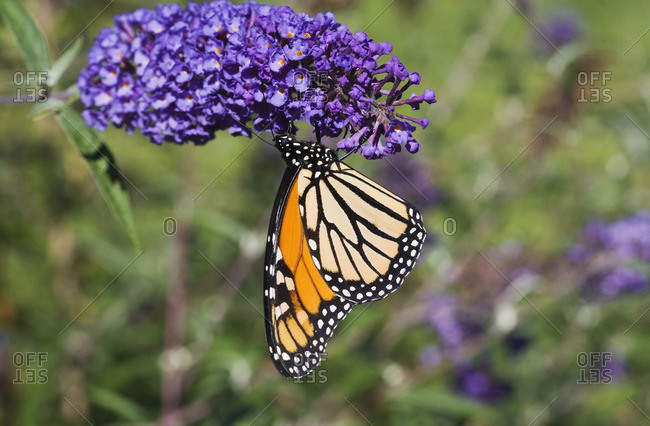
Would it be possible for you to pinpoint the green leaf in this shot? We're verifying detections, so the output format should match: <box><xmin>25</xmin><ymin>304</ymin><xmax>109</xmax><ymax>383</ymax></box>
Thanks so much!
<box><xmin>0</xmin><ymin>0</ymin><xmax>50</xmax><ymax>73</ymax></box>
<box><xmin>27</xmin><ymin>98</ymin><xmax>64</xmax><ymax>119</ymax></box>
<box><xmin>27</xmin><ymin>86</ymin><xmax>79</xmax><ymax>120</ymax></box>
<box><xmin>48</xmin><ymin>37</ymin><xmax>83</xmax><ymax>87</ymax></box>
<box><xmin>89</xmin><ymin>386</ymin><xmax>149</xmax><ymax>422</ymax></box>
<box><xmin>56</xmin><ymin>107</ymin><xmax>142</xmax><ymax>252</ymax></box>
<box><xmin>393</xmin><ymin>387</ymin><xmax>498</xmax><ymax>420</ymax></box>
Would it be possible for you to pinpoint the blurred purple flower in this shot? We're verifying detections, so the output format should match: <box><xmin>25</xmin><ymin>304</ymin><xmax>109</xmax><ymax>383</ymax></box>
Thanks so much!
<box><xmin>420</xmin><ymin>344</ymin><xmax>443</xmax><ymax>368</ymax></box>
<box><xmin>570</xmin><ymin>211</ymin><xmax>650</xmax><ymax>300</ymax></box>
<box><xmin>78</xmin><ymin>1</ymin><xmax>435</xmax><ymax>158</ymax></box>
<box><xmin>426</xmin><ymin>294</ymin><xmax>488</xmax><ymax>359</ymax></box>
<box><xmin>535</xmin><ymin>9</ymin><xmax>583</xmax><ymax>54</ymax></box>
<box><xmin>454</xmin><ymin>362</ymin><xmax>511</xmax><ymax>404</ymax></box>
<box><xmin>592</xmin><ymin>211</ymin><xmax>650</xmax><ymax>262</ymax></box>
<box><xmin>568</xmin><ymin>243</ymin><xmax>589</xmax><ymax>264</ymax></box>
<box><xmin>380</xmin><ymin>152</ymin><xmax>440</xmax><ymax>210</ymax></box>
<box><xmin>503</xmin><ymin>330</ymin><xmax>530</xmax><ymax>358</ymax></box>
<box><xmin>600</xmin><ymin>268</ymin><xmax>648</xmax><ymax>297</ymax></box>
<box><xmin>584</xmin><ymin>268</ymin><xmax>649</xmax><ymax>299</ymax></box>
<box><xmin>602</xmin><ymin>352</ymin><xmax>627</xmax><ymax>383</ymax></box>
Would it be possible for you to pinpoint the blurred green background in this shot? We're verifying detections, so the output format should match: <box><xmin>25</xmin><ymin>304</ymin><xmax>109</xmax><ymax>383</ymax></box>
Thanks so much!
<box><xmin>1</xmin><ymin>0</ymin><xmax>649</xmax><ymax>424</ymax></box>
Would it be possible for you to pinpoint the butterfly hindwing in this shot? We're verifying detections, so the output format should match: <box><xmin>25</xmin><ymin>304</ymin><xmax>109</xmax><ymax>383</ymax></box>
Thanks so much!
<box><xmin>264</xmin><ymin>168</ymin><xmax>355</xmax><ymax>378</ymax></box>
<box><xmin>297</xmin><ymin>161</ymin><xmax>426</xmax><ymax>304</ymax></box>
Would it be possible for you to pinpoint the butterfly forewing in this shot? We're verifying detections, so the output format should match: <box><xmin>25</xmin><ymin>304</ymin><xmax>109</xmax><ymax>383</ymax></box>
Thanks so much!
<box><xmin>297</xmin><ymin>162</ymin><xmax>426</xmax><ymax>303</ymax></box>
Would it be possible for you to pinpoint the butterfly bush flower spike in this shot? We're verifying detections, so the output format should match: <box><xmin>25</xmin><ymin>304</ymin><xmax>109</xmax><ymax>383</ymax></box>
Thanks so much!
<box><xmin>570</xmin><ymin>211</ymin><xmax>650</xmax><ymax>299</ymax></box>
<box><xmin>78</xmin><ymin>1</ymin><xmax>436</xmax><ymax>158</ymax></box>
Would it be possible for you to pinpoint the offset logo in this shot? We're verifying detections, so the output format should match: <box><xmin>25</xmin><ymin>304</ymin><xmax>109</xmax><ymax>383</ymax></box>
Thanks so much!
<box><xmin>577</xmin><ymin>352</ymin><xmax>612</xmax><ymax>384</ymax></box>
<box><xmin>13</xmin><ymin>352</ymin><xmax>48</xmax><ymax>384</ymax></box>
<box><xmin>13</xmin><ymin>71</ymin><xmax>48</xmax><ymax>103</ymax></box>
<box><xmin>577</xmin><ymin>71</ymin><xmax>612</xmax><ymax>103</ymax></box>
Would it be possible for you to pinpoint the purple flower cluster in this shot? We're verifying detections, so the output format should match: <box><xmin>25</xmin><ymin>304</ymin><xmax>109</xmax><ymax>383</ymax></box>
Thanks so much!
<box><xmin>539</xmin><ymin>10</ymin><xmax>582</xmax><ymax>47</ymax></box>
<box><xmin>78</xmin><ymin>1</ymin><xmax>435</xmax><ymax>158</ymax></box>
<box><xmin>425</xmin><ymin>294</ymin><xmax>488</xmax><ymax>360</ymax></box>
<box><xmin>423</xmin><ymin>293</ymin><xmax>517</xmax><ymax>404</ymax></box>
<box><xmin>380</xmin><ymin>153</ymin><xmax>441</xmax><ymax>210</ymax></box>
<box><xmin>454</xmin><ymin>362</ymin><xmax>511</xmax><ymax>404</ymax></box>
<box><xmin>421</xmin><ymin>252</ymin><xmax>538</xmax><ymax>404</ymax></box>
<box><xmin>423</xmin><ymin>294</ymin><xmax>510</xmax><ymax>404</ymax></box>
<box><xmin>422</xmin><ymin>292</ymin><xmax>523</xmax><ymax>404</ymax></box>
<box><xmin>570</xmin><ymin>211</ymin><xmax>650</xmax><ymax>299</ymax></box>
<box><xmin>535</xmin><ymin>9</ymin><xmax>582</xmax><ymax>55</ymax></box>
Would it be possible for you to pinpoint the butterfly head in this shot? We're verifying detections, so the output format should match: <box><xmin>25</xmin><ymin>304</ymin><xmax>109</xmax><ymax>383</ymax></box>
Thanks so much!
<box><xmin>274</xmin><ymin>135</ymin><xmax>337</xmax><ymax>170</ymax></box>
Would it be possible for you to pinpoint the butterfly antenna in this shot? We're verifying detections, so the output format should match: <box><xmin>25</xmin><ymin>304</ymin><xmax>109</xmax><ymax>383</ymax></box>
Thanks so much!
<box><xmin>228</xmin><ymin>113</ymin><xmax>274</xmax><ymax>146</ymax></box>
<box><xmin>253</xmin><ymin>130</ymin><xmax>274</xmax><ymax>147</ymax></box>
<box><xmin>287</xmin><ymin>120</ymin><xmax>297</xmax><ymax>136</ymax></box>
<box><xmin>335</xmin><ymin>126</ymin><xmax>355</xmax><ymax>160</ymax></box>
<box><xmin>314</xmin><ymin>122</ymin><xmax>322</xmax><ymax>145</ymax></box>
<box><xmin>339</xmin><ymin>149</ymin><xmax>355</xmax><ymax>161</ymax></box>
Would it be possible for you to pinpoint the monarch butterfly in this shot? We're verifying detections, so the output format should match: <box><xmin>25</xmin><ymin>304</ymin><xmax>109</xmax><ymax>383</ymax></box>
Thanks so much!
<box><xmin>264</xmin><ymin>135</ymin><xmax>426</xmax><ymax>378</ymax></box>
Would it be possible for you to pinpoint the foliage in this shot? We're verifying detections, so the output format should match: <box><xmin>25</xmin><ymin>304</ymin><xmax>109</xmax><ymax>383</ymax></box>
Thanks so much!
<box><xmin>0</xmin><ymin>0</ymin><xmax>649</xmax><ymax>425</ymax></box>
